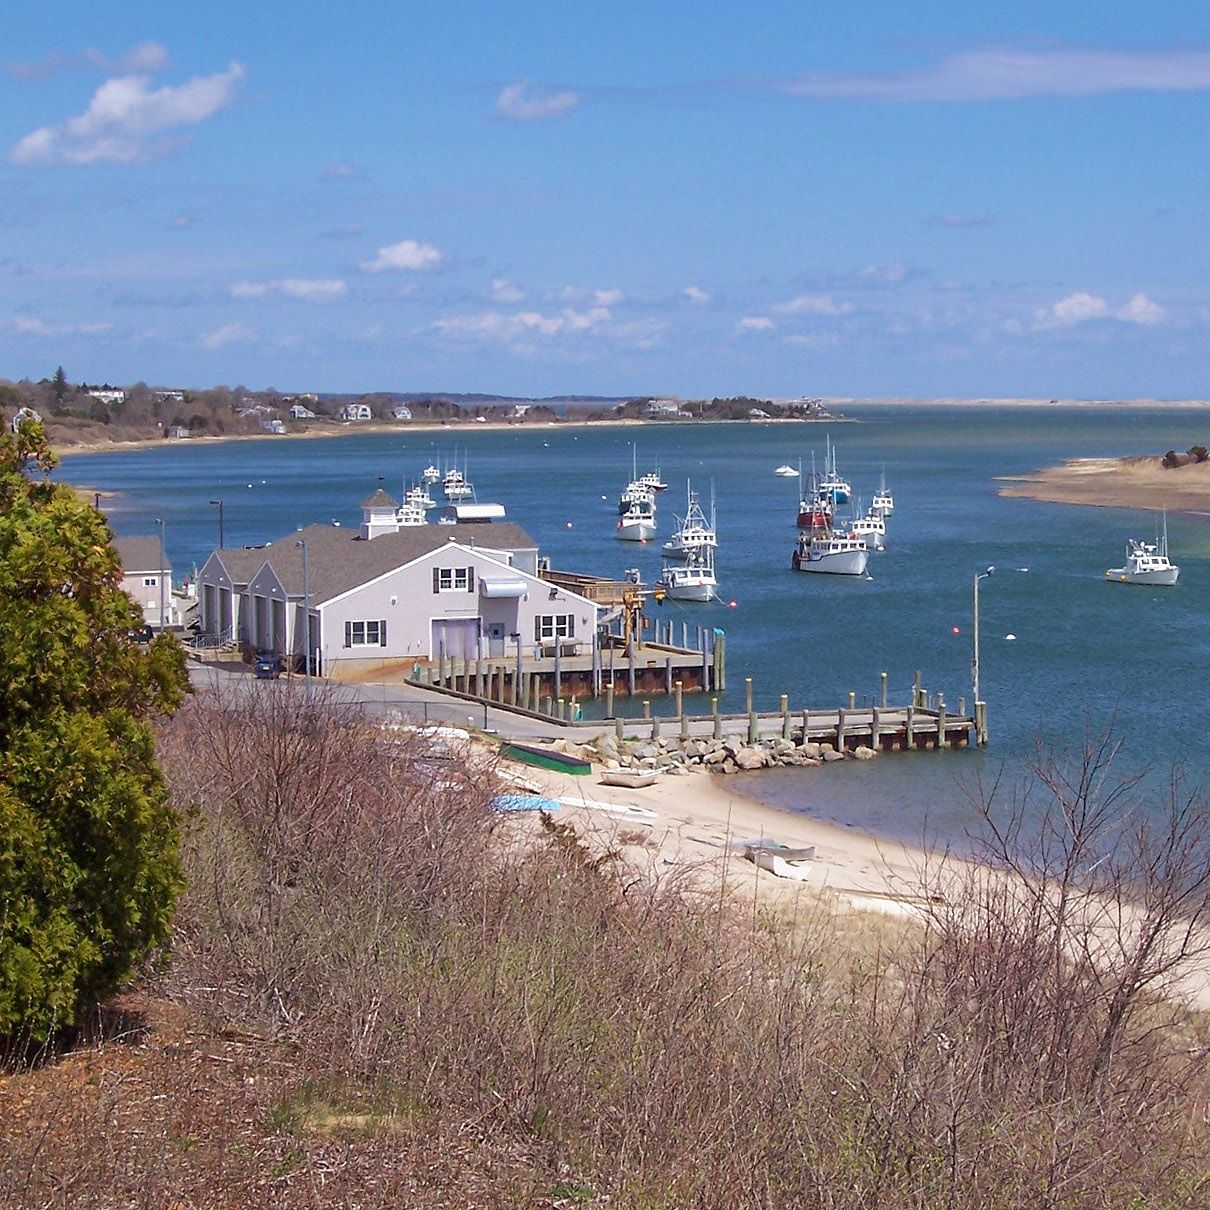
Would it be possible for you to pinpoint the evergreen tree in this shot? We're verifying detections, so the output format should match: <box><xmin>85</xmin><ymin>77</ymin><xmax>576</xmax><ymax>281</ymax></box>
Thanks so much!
<box><xmin>52</xmin><ymin>365</ymin><xmax>67</xmax><ymax>406</ymax></box>
<box><xmin>0</xmin><ymin>417</ymin><xmax>189</xmax><ymax>1043</ymax></box>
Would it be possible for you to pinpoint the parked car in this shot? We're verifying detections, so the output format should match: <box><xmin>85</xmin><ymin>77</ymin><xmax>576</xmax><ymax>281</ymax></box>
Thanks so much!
<box><xmin>127</xmin><ymin>624</ymin><xmax>154</xmax><ymax>645</ymax></box>
<box><xmin>254</xmin><ymin>653</ymin><xmax>285</xmax><ymax>679</ymax></box>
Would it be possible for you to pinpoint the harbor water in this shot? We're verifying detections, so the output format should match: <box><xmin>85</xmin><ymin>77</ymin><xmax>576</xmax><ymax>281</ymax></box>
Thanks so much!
<box><xmin>58</xmin><ymin>403</ymin><xmax>1210</xmax><ymax>846</ymax></box>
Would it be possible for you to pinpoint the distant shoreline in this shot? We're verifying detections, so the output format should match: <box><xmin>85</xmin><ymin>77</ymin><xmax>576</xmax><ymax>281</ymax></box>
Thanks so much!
<box><xmin>51</xmin><ymin>413</ymin><xmax>843</xmax><ymax>460</ymax></box>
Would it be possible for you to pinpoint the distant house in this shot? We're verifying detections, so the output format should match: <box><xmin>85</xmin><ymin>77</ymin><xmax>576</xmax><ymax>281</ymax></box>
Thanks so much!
<box><xmin>748</xmin><ymin>408</ymin><xmax>770</xmax><ymax>419</ymax></box>
<box><xmin>155</xmin><ymin>390</ymin><xmax>185</xmax><ymax>405</ymax></box>
<box><xmin>646</xmin><ymin>399</ymin><xmax>683</xmax><ymax>417</ymax></box>
<box><xmin>113</xmin><ymin>535</ymin><xmax>173</xmax><ymax>629</ymax></box>
<box><xmin>340</xmin><ymin>403</ymin><xmax>372</xmax><ymax>421</ymax></box>
<box><xmin>87</xmin><ymin>388</ymin><xmax>125</xmax><ymax>406</ymax></box>
<box><xmin>166</xmin><ymin>425</ymin><xmax>191</xmax><ymax>439</ymax></box>
<box><xmin>511</xmin><ymin>404</ymin><xmax>531</xmax><ymax>419</ymax></box>
<box><xmin>260</xmin><ymin>419</ymin><xmax>286</xmax><ymax>435</ymax></box>
<box><xmin>10</xmin><ymin>405</ymin><xmax>41</xmax><ymax>433</ymax></box>
<box><xmin>288</xmin><ymin>403</ymin><xmax>316</xmax><ymax>420</ymax></box>
<box><xmin>195</xmin><ymin>493</ymin><xmax>598</xmax><ymax>675</ymax></box>
<box><xmin>391</xmin><ymin>405</ymin><xmax>413</xmax><ymax>421</ymax></box>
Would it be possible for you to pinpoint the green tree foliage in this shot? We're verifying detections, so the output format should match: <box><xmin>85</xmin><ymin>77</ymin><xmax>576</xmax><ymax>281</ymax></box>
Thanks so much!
<box><xmin>51</xmin><ymin>366</ymin><xmax>67</xmax><ymax>406</ymax></box>
<box><xmin>0</xmin><ymin>418</ymin><xmax>189</xmax><ymax>1043</ymax></box>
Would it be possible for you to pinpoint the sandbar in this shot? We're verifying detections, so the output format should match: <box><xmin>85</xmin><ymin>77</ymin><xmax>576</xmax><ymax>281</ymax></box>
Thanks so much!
<box><xmin>998</xmin><ymin>454</ymin><xmax>1210</xmax><ymax>512</ymax></box>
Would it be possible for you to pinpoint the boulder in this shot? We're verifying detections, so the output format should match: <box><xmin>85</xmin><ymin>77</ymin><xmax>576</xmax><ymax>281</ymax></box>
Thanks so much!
<box><xmin>801</xmin><ymin>742</ymin><xmax>823</xmax><ymax>760</ymax></box>
<box><xmin>735</xmin><ymin>747</ymin><xmax>767</xmax><ymax>770</ymax></box>
<box><xmin>634</xmin><ymin>743</ymin><xmax>660</xmax><ymax>761</ymax></box>
<box><xmin>853</xmin><ymin>746</ymin><xmax>877</xmax><ymax>761</ymax></box>
<box><xmin>821</xmin><ymin>746</ymin><xmax>845</xmax><ymax>762</ymax></box>
<box><xmin>703</xmin><ymin>748</ymin><xmax>729</xmax><ymax>765</ymax></box>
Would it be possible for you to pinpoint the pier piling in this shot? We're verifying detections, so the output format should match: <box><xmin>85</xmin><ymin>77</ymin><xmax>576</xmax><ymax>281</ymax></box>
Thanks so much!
<box><xmin>780</xmin><ymin>694</ymin><xmax>791</xmax><ymax>740</ymax></box>
<box><xmin>836</xmin><ymin>708</ymin><xmax>847</xmax><ymax>752</ymax></box>
<box><xmin>605</xmin><ymin>681</ymin><xmax>615</xmax><ymax>718</ymax></box>
<box><xmin>880</xmin><ymin>671</ymin><xmax>888</xmax><ymax>709</ymax></box>
<box><xmin>871</xmin><ymin>707</ymin><xmax>882</xmax><ymax>750</ymax></box>
<box><xmin>937</xmin><ymin>696</ymin><xmax>948</xmax><ymax>750</ymax></box>
<box><xmin>744</xmin><ymin>677</ymin><xmax>753</xmax><ymax>717</ymax></box>
<box><xmin>712</xmin><ymin>696</ymin><xmax>721</xmax><ymax>739</ymax></box>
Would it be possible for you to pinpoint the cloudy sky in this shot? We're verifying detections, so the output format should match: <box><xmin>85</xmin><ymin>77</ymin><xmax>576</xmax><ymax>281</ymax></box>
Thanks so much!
<box><xmin>4</xmin><ymin>2</ymin><xmax>1210</xmax><ymax>398</ymax></box>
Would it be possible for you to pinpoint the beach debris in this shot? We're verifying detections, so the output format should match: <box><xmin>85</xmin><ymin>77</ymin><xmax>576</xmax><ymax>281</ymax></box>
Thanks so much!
<box><xmin>556</xmin><ymin>796</ymin><xmax>658</xmax><ymax>824</ymax></box>
<box><xmin>492</xmin><ymin>793</ymin><xmax>560</xmax><ymax>813</ymax></box>
<box><xmin>743</xmin><ymin>841</ymin><xmax>815</xmax><ymax>881</ymax></box>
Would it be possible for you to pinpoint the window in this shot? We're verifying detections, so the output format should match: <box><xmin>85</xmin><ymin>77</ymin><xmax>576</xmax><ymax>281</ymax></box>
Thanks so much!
<box><xmin>344</xmin><ymin>619</ymin><xmax>387</xmax><ymax>647</ymax></box>
<box><xmin>432</xmin><ymin>566</ymin><xmax>475</xmax><ymax>593</ymax></box>
<box><xmin>143</xmin><ymin>576</ymin><xmax>158</xmax><ymax>586</ymax></box>
<box><xmin>535</xmin><ymin>613</ymin><xmax>575</xmax><ymax>642</ymax></box>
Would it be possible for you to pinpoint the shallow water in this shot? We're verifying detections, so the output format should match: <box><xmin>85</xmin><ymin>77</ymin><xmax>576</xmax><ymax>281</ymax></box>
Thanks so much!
<box><xmin>59</xmin><ymin>403</ymin><xmax>1210</xmax><ymax>845</ymax></box>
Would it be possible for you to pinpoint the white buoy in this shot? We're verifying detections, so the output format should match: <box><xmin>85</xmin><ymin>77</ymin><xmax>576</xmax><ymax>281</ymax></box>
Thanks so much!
<box><xmin>1005</xmin><ymin>633</ymin><xmax>1017</xmax><ymax>641</ymax></box>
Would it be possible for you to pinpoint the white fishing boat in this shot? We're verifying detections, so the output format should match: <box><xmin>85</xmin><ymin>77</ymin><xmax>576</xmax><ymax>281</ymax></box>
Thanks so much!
<box><xmin>395</xmin><ymin>500</ymin><xmax>427</xmax><ymax>526</ymax></box>
<box><xmin>404</xmin><ymin>484</ymin><xmax>436</xmax><ymax>511</ymax></box>
<box><xmin>662</xmin><ymin>482</ymin><xmax>717</xmax><ymax>561</ymax></box>
<box><xmin>616</xmin><ymin>497</ymin><xmax>656</xmax><ymax>541</ymax></box>
<box><xmin>637</xmin><ymin>469</ymin><xmax>669</xmax><ymax>493</ymax></box>
<box><xmin>849</xmin><ymin>506</ymin><xmax>886</xmax><ymax>552</ymax></box>
<box><xmin>1106</xmin><ymin>514</ymin><xmax>1179</xmax><ymax>586</ymax></box>
<box><xmin>421</xmin><ymin>464</ymin><xmax>440</xmax><ymax>485</ymax></box>
<box><xmin>657</xmin><ymin>547</ymin><xmax>718</xmax><ymax>601</ymax></box>
<box><xmin>871</xmin><ymin>469</ymin><xmax>895</xmax><ymax>517</ymax></box>
<box><xmin>774</xmin><ymin>464</ymin><xmax>798</xmax><ymax>477</ymax></box>
<box><xmin>790</xmin><ymin>530</ymin><xmax>869</xmax><ymax>576</ymax></box>
<box><xmin>443</xmin><ymin>466</ymin><xmax>475</xmax><ymax>501</ymax></box>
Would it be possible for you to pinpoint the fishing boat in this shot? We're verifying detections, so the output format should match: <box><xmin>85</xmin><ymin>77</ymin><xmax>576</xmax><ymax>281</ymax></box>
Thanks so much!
<box><xmin>1105</xmin><ymin>514</ymin><xmax>1179</xmax><ymax>586</ymax></box>
<box><xmin>637</xmin><ymin>469</ymin><xmax>669</xmax><ymax>493</ymax></box>
<box><xmin>662</xmin><ymin>482</ymin><xmax>717</xmax><ymax>561</ymax></box>
<box><xmin>796</xmin><ymin>456</ymin><xmax>834</xmax><ymax>530</ymax></box>
<box><xmin>395</xmin><ymin>499</ymin><xmax>428</xmax><ymax>526</ymax></box>
<box><xmin>790</xmin><ymin>530</ymin><xmax>869</xmax><ymax>576</ymax></box>
<box><xmin>404</xmin><ymin>484</ymin><xmax>436</xmax><ymax>511</ymax></box>
<box><xmin>871</xmin><ymin>469</ymin><xmax>895</xmax><ymax>517</ymax></box>
<box><xmin>617</xmin><ymin>496</ymin><xmax>657</xmax><ymax>541</ymax></box>
<box><xmin>774</xmin><ymin>464</ymin><xmax>799</xmax><ymax>477</ymax></box>
<box><xmin>443</xmin><ymin>465</ymin><xmax>475</xmax><ymax>501</ymax></box>
<box><xmin>421</xmin><ymin>464</ymin><xmax>440</xmax><ymax>485</ymax></box>
<box><xmin>657</xmin><ymin>547</ymin><xmax>718</xmax><ymax>601</ymax></box>
<box><xmin>849</xmin><ymin>506</ymin><xmax>886</xmax><ymax>552</ymax></box>
<box><xmin>817</xmin><ymin>436</ymin><xmax>852</xmax><ymax>506</ymax></box>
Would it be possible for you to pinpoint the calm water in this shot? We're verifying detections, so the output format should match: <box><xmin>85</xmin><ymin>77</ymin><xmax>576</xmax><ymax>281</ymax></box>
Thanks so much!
<box><xmin>59</xmin><ymin>404</ymin><xmax>1210</xmax><ymax>845</ymax></box>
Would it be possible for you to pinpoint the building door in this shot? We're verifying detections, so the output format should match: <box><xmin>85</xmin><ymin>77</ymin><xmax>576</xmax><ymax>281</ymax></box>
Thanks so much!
<box><xmin>431</xmin><ymin>617</ymin><xmax>481</xmax><ymax>661</ymax></box>
<box><xmin>485</xmin><ymin>622</ymin><xmax>506</xmax><ymax>657</ymax></box>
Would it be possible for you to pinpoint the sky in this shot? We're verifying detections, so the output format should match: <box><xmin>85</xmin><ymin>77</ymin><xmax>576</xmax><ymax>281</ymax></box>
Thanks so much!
<box><xmin>3</xmin><ymin>2</ymin><xmax>1210</xmax><ymax>399</ymax></box>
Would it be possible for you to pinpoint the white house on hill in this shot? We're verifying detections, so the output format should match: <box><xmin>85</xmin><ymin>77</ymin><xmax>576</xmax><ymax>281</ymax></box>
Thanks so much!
<box><xmin>340</xmin><ymin>402</ymin><xmax>372</xmax><ymax>421</ymax></box>
<box><xmin>195</xmin><ymin>494</ymin><xmax>597</xmax><ymax>676</ymax></box>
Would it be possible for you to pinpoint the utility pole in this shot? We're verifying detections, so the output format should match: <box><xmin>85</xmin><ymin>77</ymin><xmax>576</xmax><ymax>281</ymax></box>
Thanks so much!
<box><xmin>296</xmin><ymin>537</ymin><xmax>312</xmax><ymax>700</ymax></box>
<box><xmin>209</xmin><ymin>498</ymin><xmax>224</xmax><ymax>548</ymax></box>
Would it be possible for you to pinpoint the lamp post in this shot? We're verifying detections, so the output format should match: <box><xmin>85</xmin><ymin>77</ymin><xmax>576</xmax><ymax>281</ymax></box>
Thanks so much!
<box><xmin>155</xmin><ymin>517</ymin><xmax>166</xmax><ymax>631</ymax></box>
<box><xmin>209</xmin><ymin>498</ymin><xmax>224</xmax><ymax>548</ymax></box>
<box><xmin>972</xmin><ymin>565</ymin><xmax>995</xmax><ymax>745</ymax></box>
<box><xmin>296</xmin><ymin>537</ymin><xmax>312</xmax><ymax>700</ymax></box>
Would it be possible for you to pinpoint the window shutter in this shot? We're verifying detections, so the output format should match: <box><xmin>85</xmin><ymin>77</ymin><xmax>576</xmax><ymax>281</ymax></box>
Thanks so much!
<box><xmin>380</xmin><ymin>620</ymin><xmax>387</xmax><ymax>647</ymax></box>
<box><xmin>432</xmin><ymin>568</ymin><xmax>440</xmax><ymax>593</ymax></box>
<box><xmin>467</xmin><ymin>566</ymin><xmax>475</xmax><ymax>593</ymax></box>
<box><xmin>568</xmin><ymin>615</ymin><xmax>575</xmax><ymax>638</ymax></box>
<box><xmin>344</xmin><ymin>620</ymin><xmax>352</xmax><ymax>648</ymax></box>
<box><xmin>534</xmin><ymin>616</ymin><xmax>542</xmax><ymax>643</ymax></box>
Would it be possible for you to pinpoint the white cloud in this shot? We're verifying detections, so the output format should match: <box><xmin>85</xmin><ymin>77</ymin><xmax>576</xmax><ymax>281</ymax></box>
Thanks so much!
<box><xmin>496</xmin><ymin>81</ymin><xmax>580</xmax><ymax>121</ymax></box>
<box><xmin>8</xmin><ymin>41</ymin><xmax>170</xmax><ymax>82</ymax></box>
<box><xmin>232</xmin><ymin>278</ymin><xmax>348</xmax><ymax>302</ymax></box>
<box><xmin>773</xmin><ymin>49</ymin><xmax>1210</xmax><ymax>104</ymax></box>
<box><xmin>489</xmin><ymin>277</ymin><xmax>525</xmax><ymax>303</ymax></box>
<box><xmin>1116</xmin><ymin>292</ymin><xmax>1166</xmax><ymax>326</ymax></box>
<box><xmin>10</xmin><ymin>62</ymin><xmax>245</xmax><ymax>165</ymax></box>
<box><xmin>320</xmin><ymin>161</ymin><xmax>360</xmax><ymax>180</ymax></box>
<box><xmin>594</xmin><ymin>288</ymin><xmax>624</xmax><ymax>306</ymax></box>
<box><xmin>860</xmin><ymin>262</ymin><xmax>912</xmax><ymax>286</ymax></box>
<box><xmin>738</xmin><ymin>316</ymin><xmax>774</xmax><ymax>331</ymax></box>
<box><xmin>774</xmin><ymin>293</ymin><xmax>854</xmax><ymax>316</ymax></box>
<box><xmin>360</xmin><ymin>239</ymin><xmax>444</xmax><ymax>273</ymax></box>
<box><xmin>433</xmin><ymin>305</ymin><xmax>611</xmax><ymax>343</ymax></box>
<box><xmin>202</xmin><ymin>321</ymin><xmax>256</xmax><ymax>349</ymax></box>
<box><xmin>12</xmin><ymin>315</ymin><xmax>111</xmax><ymax>337</ymax></box>
<box><xmin>683</xmin><ymin>285</ymin><xmax>711</xmax><ymax>304</ymax></box>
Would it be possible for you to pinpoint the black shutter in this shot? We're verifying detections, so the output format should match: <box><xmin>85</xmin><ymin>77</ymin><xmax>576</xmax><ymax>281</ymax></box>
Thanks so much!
<box><xmin>467</xmin><ymin>566</ymin><xmax>475</xmax><ymax>593</ymax></box>
<box><xmin>534</xmin><ymin>616</ymin><xmax>542</xmax><ymax>643</ymax></box>
<box><xmin>344</xmin><ymin>620</ymin><xmax>352</xmax><ymax>648</ymax></box>
<box><xmin>568</xmin><ymin>614</ymin><xmax>575</xmax><ymax>638</ymax></box>
<box><xmin>432</xmin><ymin>568</ymin><xmax>440</xmax><ymax>593</ymax></box>
<box><xmin>380</xmin><ymin>620</ymin><xmax>387</xmax><ymax>647</ymax></box>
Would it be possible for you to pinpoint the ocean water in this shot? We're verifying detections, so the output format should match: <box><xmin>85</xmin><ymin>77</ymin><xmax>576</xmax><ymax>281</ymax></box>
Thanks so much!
<box><xmin>58</xmin><ymin>404</ymin><xmax>1210</xmax><ymax>844</ymax></box>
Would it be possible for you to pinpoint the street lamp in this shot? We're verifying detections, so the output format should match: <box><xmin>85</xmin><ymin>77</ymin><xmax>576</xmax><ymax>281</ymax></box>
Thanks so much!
<box><xmin>209</xmin><ymin>498</ymin><xmax>224</xmax><ymax>548</ymax></box>
<box><xmin>155</xmin><ymin>517</ymin><xmax>166</xmax><ymax>631</ymax></box>
<box><xmin>972</xmin><ymin>565</ymin><xmax>995</xmax><ymax>744</ymax></box>
<box><xmin>296</xmin><ymin>537</ymin><xmax>312</xmax><ymax>700</ymax></box>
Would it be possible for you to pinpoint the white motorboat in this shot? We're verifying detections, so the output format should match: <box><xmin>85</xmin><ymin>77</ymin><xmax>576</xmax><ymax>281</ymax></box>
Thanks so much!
<box><xmin>662</xmin><ymin>482</ymin><xmax>717</xmax><ymax>561</ymax></box>
<box><xmin>637</xmin><ymin>469</ymin><xmax>669</xmax><ymax>493</ymax></box>
<box><xmin>871</xmin><ymin>469</ymin><xmax>895</xmax><ymax>518</ymax></box>
<box><xmin>404</xmin><ymin>484</ymin><xmax>436</xmax><ymax>511</ymax></box>
<box><xmin>396</xmin><ymin>500</ymin><xmax>427</xmax><ymax>526</ymax></box>
<box><xmin>774</xmin><ymin>464</ymin><xmax>799</xmax><ymax>477</ymax></box>
<box><xmin>817</xmin><ymin>436</ymin><xmax>851</xmax><ymax>506</ymax></box>
<box><xmin>790</xmin><ymin>530</ymin><xmax>869</xmax><ymax>576</ymax></box>
<box><xmin>619</xmin><ymin>480</ymin><xmax>655</xmax><ymax>509</ymax></box>
<box><xmin>1106</xmin><ymin>515</ymin><xmax>1179</xmax><ymax>586</ymax></box>
<box><xmin>421</xmin><ymin>464</ymin><xmax>440</xmax><ymax>485</ymax></box>
<box><xmin>849</xmin><ymin>507</ymin><xmax>886</xmax><ymax>552</ymax></box>
<box><xmin>657</xmin><ymin>548</ymin><xmax>718</xmax><ymax>601</ymax></box>
<box><xmin>443</xmin><ymin>466</ymin><xmax>475</xmax><ymax>501</ymax></box>
<box><xmin>616</xmin><ymin>497</ymin><xmax>656</xmax><ymax>541</ymax></box>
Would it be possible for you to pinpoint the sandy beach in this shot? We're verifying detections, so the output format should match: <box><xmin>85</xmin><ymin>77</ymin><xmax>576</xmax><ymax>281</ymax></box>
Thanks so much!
<box><xmin>998</xmin><ymin>453</ymin><xmax>1210</xmax><ymax>512</ymax></box>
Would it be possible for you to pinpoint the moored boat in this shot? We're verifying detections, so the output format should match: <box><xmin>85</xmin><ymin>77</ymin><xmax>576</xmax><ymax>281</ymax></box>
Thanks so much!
<box><xmin>1106</xmin><ymin>514</ymin><xmax>1179</xmax><ymax>586</ymax></box>
<box><xmin>850</xmin><ymin>507</ymin><xmax>886</xmax><ymax>551</ymax></box>
<box><xmin>871</xmin><ymin>469</ymin><xmax>895</xmax><ymax>517</ymax></box>
<box><xmin>790</xmin><ymin>530</ymin><xmax>869</xmax><ymax>576</ymax></box>
<box><xmin>421</xmin><ymin>463</ymin><xmax>441</xmax><ymax>485</ymax></box>
<box><xmin>617</xmin><ymin>496</ymin><xmax>656</xmax><ymax>541</ymax></box>
<box><xmin>657</xmin><ymin>548</ymin><xmax>718</xmax><ymax>601</ymax></box>
<box><xmin>774</xmin><ymin>464</ymin><xmax>798</xmax><ymax>477</ymax></box>
<box><xmin>662</xmin><ymin>482</ymin><xmax>717</xmax><ymax>561</ymax></box>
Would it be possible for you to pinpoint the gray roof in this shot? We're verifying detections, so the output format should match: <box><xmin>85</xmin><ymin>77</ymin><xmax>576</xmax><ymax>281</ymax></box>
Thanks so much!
<box><xmin>214</xmin><ymin>521</ymin><xmax>537</xmax><ymax>604</ymax></box>
<box><xmin>114</xmin><ymin>535</ymin><xmax>171</xmax><ymax>574</ymax></box>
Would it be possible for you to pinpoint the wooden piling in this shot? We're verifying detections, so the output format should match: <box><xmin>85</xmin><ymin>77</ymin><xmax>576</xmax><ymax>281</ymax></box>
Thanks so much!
<box><xmin>913</xmin><ymin>670</ymin><xmax>923</xmax><ymax>708</ymax></box>
<box><xmin>801</xmin><ymin>709</ymin><xmax>810</xmax><ymax>742</ymax></box>
<box><xmin>714</xmin><ymin>631</ymin><xmax>727</xmax><ymax>692</ymax></box>
<box><xmin>937</xmin><ymin>696</ymin><xmax>948</xmax><ymax>750</ymax></box>
<box><xmin>848</xmin><ymin>690</ymin><xmax>856</xmax><ymax>710</ymax></box>
<box><xmin>744</xmin><ymin>677</ymin><xmax>753</xmax><ymax>717</ymax></box>
<box><xmin>651</xmin><ymin>714</ymin><xmax>661</xmax><ymax>741</ymax></box>
<box><xmin>675</xmin><ymin>681</ymin><xmax>685</xmax><ymax>734</ymax></box>
<box><xmin>748</xmin><ymin>709</ymin><xmax>758</xmax><ymax>744</ymax></box>
<box><xmin>615</xmin><ymin>716</ymin><xmax>624</xmax><ymax>740</ymax></box>
<box><xmin>712</xmin><ymin>696</ymin><xmax>721</xmax><ymax>739</ymax></box>
<box><xmin>836</xmin><ymin>708</ymin><xmax>846</xmax><ymax>752</ymax></box>
<box><xmin>554</xmin><ymin>644</ymin><xmax>562</xmax><ymax>702</ymax></box>
<box><xmin>627</xmin><ymin>635</ymin><xmax>637</xmax><ymax>696</ymax></box>
<box><xmin>496</xmin><ymin>663</ymin><xmax>506</xmax><ymax>703</ymax></box>
<box><xmin>975</xmin><ymin>700</ymin><xmax>988</xmax><ymax>746</ymax></box>
<box><xmin>642</xmin><ymin>700</ymin><xmax>651</xmax><ymax>721</ymax></box>
<box><xmin>880</xmin><ymin>671</ymin><xmax>888</xmax><ymax>709</ymax></box>
<box><xmin>871</xmin><ymin>707</ymin><xmax>881</xmax><ymax>750</ymax></box>
<box><xmin>438</xmin><ymin>644</ymin><xmax>448</xmax><ymax>689</ymax></box>
<box><xmin>905</xmin><ymin>705</ymin><xmax>915</xmax><ymax>748</ymax></box>
<box><xmin>780</xmin><ymin>694</ymin><xmax>791</xmax><ymax>740</ymax></box>
<box><xmin>664</xmin><ymin>657</ymin><xmax>673</xmax><ymax>696</ymax></box>
<box><xmin>605</xmin><ymin>680</ymin><xmax>615</xmax><ymax>718</ymax></box>
<box><xmin>591</xmin><ymin>639</ymin><xmax>601</xmax><ymax>698</ymax></box>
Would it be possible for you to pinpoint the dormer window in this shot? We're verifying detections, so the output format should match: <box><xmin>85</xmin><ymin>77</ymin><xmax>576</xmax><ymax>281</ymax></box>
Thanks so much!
<box><xmin>433</xmin><ymin>566</ymin><xmax>474</xmax><ymax>593</ymax></box>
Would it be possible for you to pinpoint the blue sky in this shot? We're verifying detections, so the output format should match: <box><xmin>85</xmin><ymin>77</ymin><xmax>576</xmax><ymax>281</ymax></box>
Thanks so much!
<box><xmin>3</xmin><ymin>3</ymin><xmax>1210</xmax><ymax>398</ymax></box>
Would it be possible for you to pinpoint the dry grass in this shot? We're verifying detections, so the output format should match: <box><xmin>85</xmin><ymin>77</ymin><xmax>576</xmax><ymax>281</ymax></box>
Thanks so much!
<box><xmin>3</xmin><ymin>688</ymin><xmax>1208</xmax><ymax>1207</ymax></box>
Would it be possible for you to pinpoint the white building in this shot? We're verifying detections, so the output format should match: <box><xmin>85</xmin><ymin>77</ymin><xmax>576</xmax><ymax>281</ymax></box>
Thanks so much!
<box><xmin>113</xmin><ymin>535</ymin><xmax>173</xmax><ymax>628</ymax></box>
<box><xmin>10</xmin><ymin>405</ymin><xmax>42</xmax><ymax>433</ymax></box>
<box><xmin>288</xmin><ymin>403</ymin><xmax>316</xmax><ymax>419</ymax></box>
<box><xmin>340</xmin><ymin>403</ymin><xmax>372</xmax><ymax>421</ymax></box>
<box><xmin>195</xmin><ymin>491</ymin><xmax>598</xmax><ymax>676</ymax></box>
<box><xmin>391</xmin><ymin>405</ymin><xmax>413</xmax><ymax>421</ymax></box>
<box><xmin>87</xmin><ymin>388</ymin><xmax>126</xmax><ymax>406</ymax></box>
<box><xmin>260</xmin><ymin>418</ymin><xmax>286</xmax><ymax>434</ymax></box>
<box><xmin>645</xmin><ymin>399</ymin><xmax>683</xmax><ymax>417</ymax></box>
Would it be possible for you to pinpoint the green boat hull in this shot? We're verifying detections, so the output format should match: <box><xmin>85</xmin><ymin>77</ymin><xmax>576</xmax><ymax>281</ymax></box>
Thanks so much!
<box><xmin>500</xmin><ymin>741</ymin><xmax>592</xmax><ymax>776</ymax></box>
